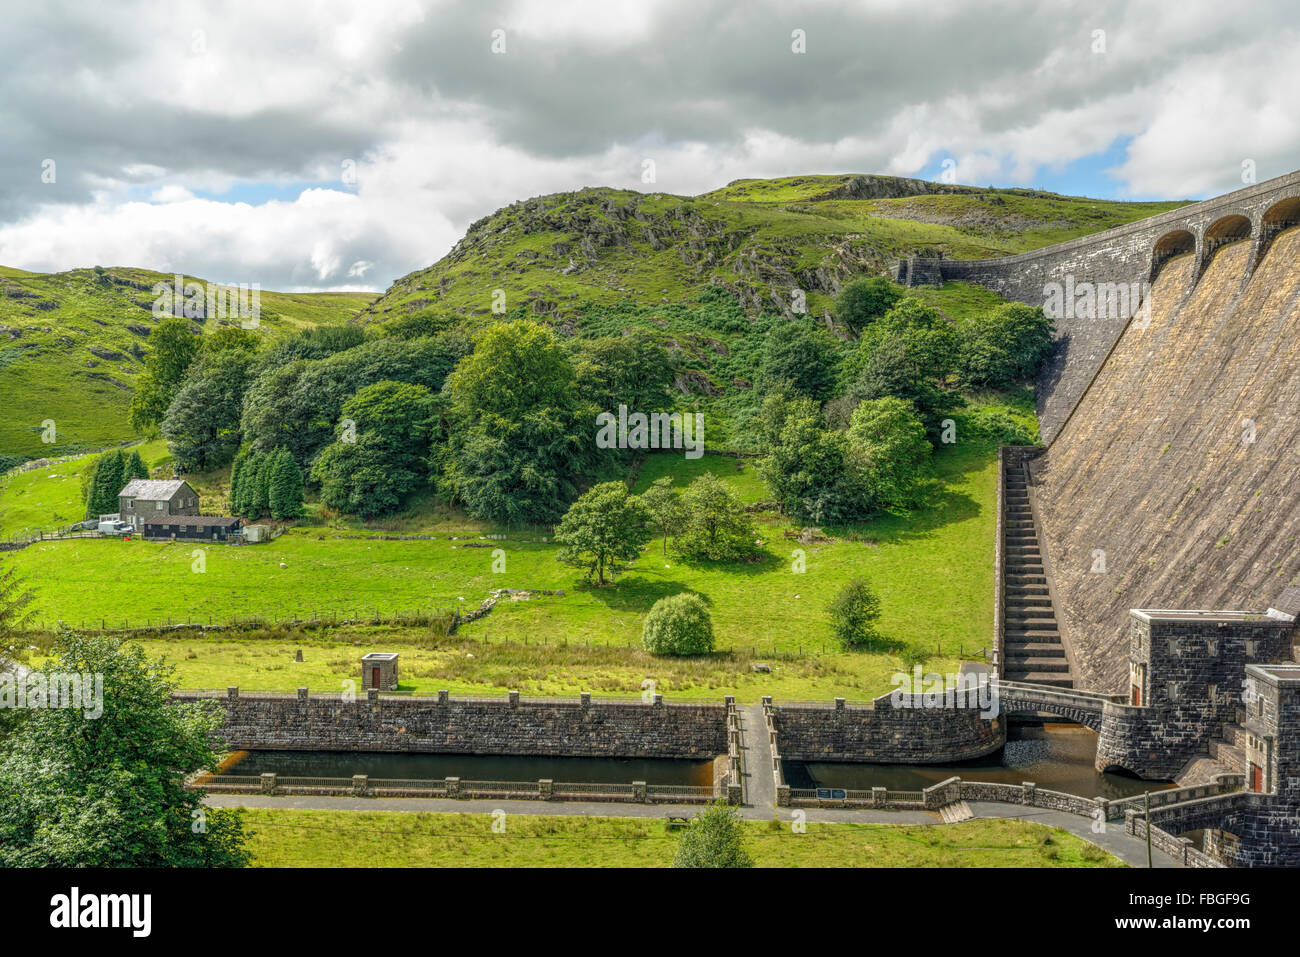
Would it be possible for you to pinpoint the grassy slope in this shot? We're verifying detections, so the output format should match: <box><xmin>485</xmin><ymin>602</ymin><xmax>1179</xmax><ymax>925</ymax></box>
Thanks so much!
<box><xmin>0</xmin><ymin>266</ymin><xmax>375</xmax><ymax>457</ymax></box>
<box><xmin>236</xmin><ymin>808</ymin><xmax>1123</xmax><ymax>868</ymax></box>
<box><xmin>14</xmin><ymin>442</ymin><xmax>994</xmax><ymax>699</ymax></box>
<box><xmin>0</xmin><ymin>439</ymin><xmax>172</xmax><ymax>538</ymax></box>
<box><xmin>362</xmin><ymin>174</ymin><xmax>1186</xmax><ymax>332</ymax></box>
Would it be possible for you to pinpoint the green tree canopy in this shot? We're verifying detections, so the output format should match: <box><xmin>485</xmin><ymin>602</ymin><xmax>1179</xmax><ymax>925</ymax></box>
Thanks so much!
<box><xmin>127</xmin><ymin>319</ymin><xmax>202</xmax><ymax>432</ymax></box>
<box><xmin>443</xmin><ymin>321</ymin><xmax>594</xmax><ymax>525</ymax></box>
<box><xmin>757</xmin><ymin>392</ymin><xmax>865</xmax><ymax>525</ymax></box>
<box><xmin>851</xmin><ymin>298</ymin><xmax>960</xmax><ymax>420</ymax></box>
<box><xmin>827</xmin><ymin>577</ymin><xmax>883</xmax><ymax>649</ymax></box>
<box><xmin>84</xmin><ymin>449</ymin><xmax>127</xmax><ymax>518</ymax></box>
<box><xmin>836</xmin><ymin>276</ymin><xmax>903</xmax><ymax>334</ymax></box>
<box><xmin>161</xmin><ymin>347</ymin><xmax>259</xmax><ymax>472</ymax></box>
<box><xmin>846</xmin><ymin>397</ymin><xmax>933</xmax><ymax>510</ymax></box>
<box><xmin>310</xmin><ymin>380</ymin><xmax>438</xmax><ymax>518</ymax></box>
<box><xmin>639</xmin><ymin>477</ymin><xmax>685</xmax><ymax>556</ymax></box>
<box><xmin>570</xmin><ymin>327</ymin><xmax>675</xmax><ymax>416</ymax></box>
<box><xmin>676</xmin><ymin>473</ymin><xmax>757</xmax><ymax>562</ymax></box>
<box><xmin>759</xmin><ymin>321</ymin><xmax>841</xmax><ymax>402</ymax></box>
<box><xmin>554</xmin><ymin>481</ymin><xmax>651</xmax><ymax>585</ymax></box>
<box><xmin>956</xmin><ymin>302</ymin><xmax>1055</xmax><ymax>389</ymax></box>
<box><xmin>0</xmin><ymin>632</ymin><xmax>249</xmax><ymax>867</ymax></box>
<box><xmin>267</xmin><ymin>447</ymin><xmax>305</xmax><ymax>520</ymax></box>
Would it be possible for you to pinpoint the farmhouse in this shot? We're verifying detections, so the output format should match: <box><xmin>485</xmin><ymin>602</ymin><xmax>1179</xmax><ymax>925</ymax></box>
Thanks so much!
<box><xmin>118</xmin><ymin>479</ymin><xmax>200</xmax><ymax>530</ymax></box>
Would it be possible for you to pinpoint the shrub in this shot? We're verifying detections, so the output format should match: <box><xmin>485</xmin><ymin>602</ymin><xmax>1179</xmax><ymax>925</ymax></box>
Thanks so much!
<box><xmin>642</xmin><ymin>593</ymin><xmax>714</xmax><ymax>656</ymax></box>
<box><xmin>957</xmin><ymin>302</ymin><xmax>1055</xmax><ymax>389</ymax></box>
<box><xmin>846</xmin><ymin>397</ymin><xmax>933</xmax><ymax>510</ymax></box>
<box><xmin>836</xmin><ymin>276</ymin><xmax>902</xmax><ymax>333</ymax></box>
<box><xmin>758</xmin><ymin>322</ymin><xmax>840</xmax><ymax>402</ymax></box>
<box><xmin>827</xmin><ymin>578</ymin><xmax>882</xmax><ymax>648</ymax></box>
<box><xmin>673</xmin><ymin>800</ymin><xmax>752</xmax><ymax>868</ymax></box>
<box><xmin>675</xmin><ymin>473</ymin><xmax>758</xmax><ymax>562</ymax></box>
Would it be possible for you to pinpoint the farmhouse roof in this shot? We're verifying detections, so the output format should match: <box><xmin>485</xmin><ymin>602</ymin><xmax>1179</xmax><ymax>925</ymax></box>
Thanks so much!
<box><xmin>119</xmin><ymin>479</ymin><xmax>187</xmax><ymax>500</ymax></box>
<box><xmin>144</xmin><ymin>515</ymin><xmax>241</xmax><ymax>527</ymax></box>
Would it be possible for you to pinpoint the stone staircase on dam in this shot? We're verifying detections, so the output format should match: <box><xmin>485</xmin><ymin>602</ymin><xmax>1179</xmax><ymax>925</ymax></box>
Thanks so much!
<box><xmin>1177</xmin><ymin>710</ymin><xmax>1251</xmax><ymax>786</ymax></box>
<box><xmin>1002</xmin><ymin>459</ymin><xmax>1075</xmax><ymax>689</ymax></box>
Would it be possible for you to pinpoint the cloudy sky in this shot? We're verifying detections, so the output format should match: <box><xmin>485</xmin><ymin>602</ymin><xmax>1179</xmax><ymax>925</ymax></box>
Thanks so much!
<box><xmin>1</xmin><ymin>0</ymin><xmax>1297</xmax><ymax>292</ymax></box>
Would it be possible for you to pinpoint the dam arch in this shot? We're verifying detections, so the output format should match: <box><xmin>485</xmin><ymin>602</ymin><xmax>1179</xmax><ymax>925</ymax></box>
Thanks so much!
<box><xmin>1256</xmin><ymin>196</ymin><xmax>1300</xmax><ymax>268</ymax></box>
<box><xmin>1150</xmin><ymin>229</ymin><xmax>1195</xmax><ymax>283</ymax></box>
<box><xmin>1197</xmin><ymin>214</ymin><xmax>1252</xmax><ymax>280</ymax></box>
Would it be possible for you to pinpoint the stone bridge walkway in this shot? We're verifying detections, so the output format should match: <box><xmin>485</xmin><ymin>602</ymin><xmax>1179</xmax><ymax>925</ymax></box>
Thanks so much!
<box><xmin>205</xmin><ymin>795</ymin><xmax>1178</xmax><ymax>868</ymax></box>
<box><xmin>740</xmin><ymin>702</ymin><xmax>776</xmax><ymax>814</ymax></box>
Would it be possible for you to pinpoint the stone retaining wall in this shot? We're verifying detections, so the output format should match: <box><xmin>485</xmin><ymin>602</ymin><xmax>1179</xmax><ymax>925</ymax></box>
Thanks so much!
<box><xmin>180</xmin><ymin>688</ymin><xmax>729</xmax><ymax>760</ymax></box>
<box><xmin>772</xmin><ymin>691</ymin><xmax>1004</xmax><ymax>764</ymax></box>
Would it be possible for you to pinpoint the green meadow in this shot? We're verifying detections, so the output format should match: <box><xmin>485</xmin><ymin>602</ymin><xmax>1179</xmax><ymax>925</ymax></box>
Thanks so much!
<box><xmin>11</xmin><ymin>443</ymin><xmax>996</xmax><ymax>699</ymax></box>
<box><xmin>236</xmin><ymin>808</ymin><xmax>1123</xmax><ymax>868</ymax></box>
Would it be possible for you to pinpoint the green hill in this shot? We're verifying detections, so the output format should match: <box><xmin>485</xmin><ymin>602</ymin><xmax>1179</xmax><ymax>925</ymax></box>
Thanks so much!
<box><xmin>0</xmin><ymin>174</ymin><xmax>1188</xmax><ymax>462</ymax></box>
<box><xmin>0</xmin><ymin>266</ymin><xmax>375</xmax><ymax>458</ymax></box>
<box><xmin>361</xmin><ymin>174</ymin><xmax>1186</xmax><ymax>329</ymax></box>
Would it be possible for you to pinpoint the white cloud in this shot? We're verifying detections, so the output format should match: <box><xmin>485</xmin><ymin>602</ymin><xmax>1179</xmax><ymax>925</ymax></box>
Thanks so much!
<box><xmin>0</xmin><ymin>0</ymin><xmax>1297</xmax><ymax>291</ymax></box>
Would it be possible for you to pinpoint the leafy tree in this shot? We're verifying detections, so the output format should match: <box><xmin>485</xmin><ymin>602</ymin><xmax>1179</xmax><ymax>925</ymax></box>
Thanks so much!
<box><xmin>241</xmin><ymin>335</ymin><xmax>468</xmax><ymax>467</ymax></box>
<box><xmin>827</xmin><ymin>577</ymin><xmax>883</xmax><ymax>648</ymax></box>
<box><xmin>310</xmin><ymin>380</ymin><xmax>437</xmax><ymax>518</ymax></box>
<box><xmin>852</xmin><ymin>298</ymin><xmax>960</xmax><ymax>420</ymax></box>
<box><xmin>570</xmin><ymin>328</ymin><xmax>675</xmax><ymax>415</ymax></box>
<box><xmin>642</xmin><ymin>592</ymin><xmax>714</xmax><ymax>655</ymax></box>
<box><xmin>676</xmin><ymin>473</ymin><xmax>757</xmax><ymax>561</ymax></box>
<box><xmin>640</xmin><ymin>477</ymin><xmax>685</xmax><ymax>556</ymax></box>
<box><xmin>230</xmin><ymin>450</ymin><xmax>253</xmax><ymax>516</ymax></box>
<box><xmin>443</xmin><ymin>321</ymin><xmax>593</xmax><ymax>525</ymax></box>
<box><xmin>956</xmin><ymin>302</ymin><xmax>1055</xmax><ymax>389</ymax></box>
<box><xmin>846</xmin><ymin>397</ymin><xmax>932</xmax><ymax>510</ymax></box>
<box><xmin>123</xmin><ymin>449</ymin><xmax>149</xmax><ymax>483</ymax></box>
<box><xmin>268</xmin><ymin>447</ymin><xmax>305</xmax><ymax>520</ymax></box>
<box><xmin>259</xmin><ymin>323</ymin><xmax>368</xmax><ymax>367</ymax></box>
<box><xmin>161</xmin><ymin>347</ymin><xmax>259</xmax><ymax>471</ymax></box>
<box><xmin>673</xmin><ymin>800</ymin><xmax>752</xmax><ymax>868</ymax></box>
<box><xmin>84</xmin><ymin>449</ymin><xmax>126</xmax><ymax>518</ymax></box>
<box><xmin>312</xmin><ymin>436</ymin><xmax>422</xmax><ymax>517</ymax></box>
<box><xmin>836</xmin><ymin>276</ymin><xmax>903</xmax><ymax>334</ymax></box>
<box><xmin>0</xmin><ymin>632</ymin><xmax>249</xmax><ymax>867</ymax></box>
<box><xmin>0</xmin><ymin>557</ymin><xmax>34</xmax><ymax>665</ymax></box>
<box><xmin>554</xmin><ymin>482</ymin><xmax>650</xmax><ymax>585</ymax></box>
<box><xmin>759</xmin><ymin>322</ymin><xmax>840</xmax><ymax>402</ymax></box>
<box><xmin>246</xmin><ymin>452</ymin><xmax>271</xmax><ymax>517</ymax></box>
<box><xmin>127</xmin><ymin>319</ymin><xmax>202</xmax><ymax>432</ymax></box>
<box><xmin>757</xmin><ymin>393</ymin><xmax>865</xmax><ymax>525</ymax></box>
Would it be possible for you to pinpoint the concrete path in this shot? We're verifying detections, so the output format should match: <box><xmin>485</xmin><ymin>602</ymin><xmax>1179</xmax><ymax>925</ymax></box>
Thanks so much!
<box><xmin>740</xmin><ymin>703</ymin><xmax>776</xmax><ymax>815</ymax></box>
<box><xmin>206</xmin><ymin>793</ymin><xmax>1179</xmax><ymax>867</ymax></box>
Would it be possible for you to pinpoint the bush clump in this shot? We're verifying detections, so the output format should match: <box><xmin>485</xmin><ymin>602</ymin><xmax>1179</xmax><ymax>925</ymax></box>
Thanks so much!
<box><xmin>641</xmin><ymin>593</ymin><xmax>715</xmax><ymax>656</ymax></box>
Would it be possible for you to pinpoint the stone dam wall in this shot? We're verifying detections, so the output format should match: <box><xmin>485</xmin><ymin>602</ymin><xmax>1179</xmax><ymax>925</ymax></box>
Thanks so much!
<box><xmin>1031</xmin><ymin>229</ymin><xmax>1300</xmax><ymax>694</ymax></box>
<box><xmin>178</xmin><ymin>689</ymin><xmax>728</xmax><ymax>759</ymax></box>
<box><xmin>772</xmin><ymin>691</ymin><xmax>1005</xmax><ymax>764</ymax></box>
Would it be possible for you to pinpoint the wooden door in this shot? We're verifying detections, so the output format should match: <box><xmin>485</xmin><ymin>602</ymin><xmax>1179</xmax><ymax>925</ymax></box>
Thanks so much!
<box><xmin>371</xmin><ymin>667</ymin><xmax>381</xmax><ymax>689</ymax></box>
<box><xmin>1250</xmin><ymin>764</ymin><xmax>1263</xmax><ymax>792</ymax></box>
